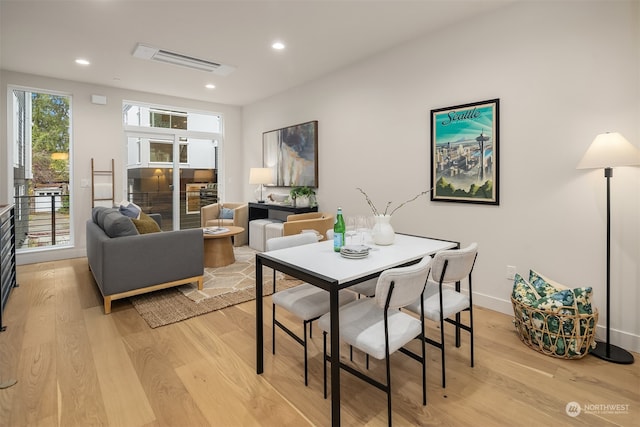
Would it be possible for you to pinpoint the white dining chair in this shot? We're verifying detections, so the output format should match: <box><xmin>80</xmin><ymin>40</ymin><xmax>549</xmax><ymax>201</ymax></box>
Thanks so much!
<box><xmin>405</xmin><ymin>242</ymin><xmax>478</xmax><ymax>388</ymax></box>
<box><xmin>267</xmin><ymin>233</ymin><xmax>356</xmax><ymax>386</ymax></box>
<box><xmin>318</xmin><ymin>256</ymin><xmax>432</xmax><ymax>426</ymax></box>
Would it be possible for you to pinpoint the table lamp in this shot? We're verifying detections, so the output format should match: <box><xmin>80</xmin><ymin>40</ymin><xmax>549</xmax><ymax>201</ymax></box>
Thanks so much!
<box><xmin>577</xmin><ymin>131</ymin><xmax>639</xmax><ymax>364</ymax></box>
<box><xmin>249</xmin><ymin>168</ymin><xmax>273</xmax><ymax>203</ymax></box>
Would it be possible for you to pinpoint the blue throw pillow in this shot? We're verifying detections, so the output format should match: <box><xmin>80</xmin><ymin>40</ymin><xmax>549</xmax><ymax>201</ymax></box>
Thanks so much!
<box><xmin>119</xmin><ymin>201</ymin><xmax>141</xmax><ymax>219</ymax></box>
<box><xmin>220</xmin><ymin>207</ymin><xmax>234</xmax><ymax>219</ymax></box>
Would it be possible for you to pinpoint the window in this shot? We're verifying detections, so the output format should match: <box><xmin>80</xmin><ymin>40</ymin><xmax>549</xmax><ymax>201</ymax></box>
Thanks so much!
<box><xmin>123</xmin><ymin>103</ymin><xmax>221</xmax><ymax>133</ymax></box>
<box><xmin>10</xmin><ymin>88</ymin><xmax>72</xmax><ymax>251</ymax></box>
<box><xmin>124</xmin><ymin>102</ymin><xmax>221</xmax><ymax>231</ymax></box>
<box><xmin>150</xmin><ymin>109</ymin><xmax>187</xmax><ymax>129</ymax></box>
<box><xmin>149</xmin><ymin>141</ymin><xmax>188</xmax><ymax>163</ymax></box>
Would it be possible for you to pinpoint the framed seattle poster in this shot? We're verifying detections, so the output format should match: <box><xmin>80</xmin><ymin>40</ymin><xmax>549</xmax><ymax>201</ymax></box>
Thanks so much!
<box><xmin>430</xmin><ymin>99</ymin><xmax>499</xmax><ymax>205</ymax></box>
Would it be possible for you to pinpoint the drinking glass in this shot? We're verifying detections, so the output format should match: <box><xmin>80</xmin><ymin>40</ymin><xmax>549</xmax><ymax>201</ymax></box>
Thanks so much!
<box><xmin>356</xmin><ymin>215</ymin><xmax>371</xmax><ymax>245</ymax></box>
<box><xmin>345</xmin><ymin>216</ymin><xmax>357</xmax><ymax>245</ymax></box>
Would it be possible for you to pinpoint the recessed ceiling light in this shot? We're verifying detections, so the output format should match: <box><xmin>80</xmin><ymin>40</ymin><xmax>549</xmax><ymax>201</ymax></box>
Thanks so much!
<box><xmin>272</xmin><ymin>42</ymin><xmax>285</xmax><ymax>50</ymax></box>
<box><xmin>75</xmin><ymin>58</ymin><xmax>90</xmax><ymax>66</ymax></box>
<box><xmin>205</xmin><ymin>84</ymin><xmax>215</xmax><ymax>89</ymax></box>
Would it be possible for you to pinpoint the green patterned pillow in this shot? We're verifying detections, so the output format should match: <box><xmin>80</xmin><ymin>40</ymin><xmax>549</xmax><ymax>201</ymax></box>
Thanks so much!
<box><xmin>512</xmin><ymin>273</ymin><xmax>540</xmax><ymax>305</ymax></box>
<box><xmin>572</xmin><ymin>286</ymin><xmax>594</xmax><ymax>315</ymax></box>
<box><xmin>529</xmin><ymin>269</ymin><xmax>567</xmax><ymax>297</ymax></box>
<box><xmin>529</xmin><ymin>272</ymin><xmax>593</xmax><ymax>315</ymax></box>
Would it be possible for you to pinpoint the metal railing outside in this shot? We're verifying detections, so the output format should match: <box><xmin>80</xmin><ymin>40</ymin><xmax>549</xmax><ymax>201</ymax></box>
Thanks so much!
<box><xmin>14</xmin><ymin>190</ymin><xmax>213</xmax><ymax>251</ymax></box>
<box><xmin>127</xmin><ymin>191</ymin><xmax>207</xmax><ymax>231</ymax></box>
<box><xmin>14</xmin><ymin>194</ymin><xmax>70</xmax><ymax>250</ymax></box>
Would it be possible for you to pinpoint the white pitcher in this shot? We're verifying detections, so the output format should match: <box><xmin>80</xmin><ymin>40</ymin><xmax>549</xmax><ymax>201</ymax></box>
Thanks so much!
<box><xmin>372</xmin><ymin>215</ymin><xmax>395</xmax><ymax>245</ymax></box>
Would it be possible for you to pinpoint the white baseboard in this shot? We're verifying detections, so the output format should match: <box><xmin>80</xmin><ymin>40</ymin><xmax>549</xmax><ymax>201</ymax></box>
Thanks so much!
<box><xmin>16</xmin><ymin>247</ymin><xmax>86</xmax><ymax>266</ymax></box>
<box><xmin>473</xmin><ymin>291</ymin><xmax>640</xmax><ymax>354</ymax></box>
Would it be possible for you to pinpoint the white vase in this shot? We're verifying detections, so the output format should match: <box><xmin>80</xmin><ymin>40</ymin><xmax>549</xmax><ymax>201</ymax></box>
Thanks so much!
<box><xmin>372</xmin><ymin>215</ymin><xmax>395</xmax><ymax>245</ymax></box>
<box><xmin>295</xmin><ymin>196</ymin><xmax>310</xmax><ymax>208</ymax></box>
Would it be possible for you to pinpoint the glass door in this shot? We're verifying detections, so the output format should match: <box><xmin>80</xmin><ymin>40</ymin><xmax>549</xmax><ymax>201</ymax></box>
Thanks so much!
<box><xmin>126</xmin><ymin>133</ymin><xmax>218</xmax><ymax>230</ymax></box>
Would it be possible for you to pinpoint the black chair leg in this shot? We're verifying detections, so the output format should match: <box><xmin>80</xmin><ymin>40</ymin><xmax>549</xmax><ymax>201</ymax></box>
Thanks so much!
<box><xmin>469</xmin><ymin>308</ymin><xmax>475</xmax><ymax>368</ymax></box>
<box><xmin>323</xmin><ymin>331</ymin><xmax>328</xmax><ymax>399</ymax></box>
<box><xmin>421</xmin><ymin>332</ymin><xmax>426</xmax><ymax>406</ymax></box>
<box><xmin>386</xmin><ymin>357</ymin><xmax>392</xmax><ymax>427</ymax></box>
<box><xmin>440</xmin><ymin>316</ymin><xmax>446</xmax><ymax>388</ymax></box>
<box><xmin>455</xmin><ymin>311</ymin><xmax>461</xmax><ymax>347</ymax></box>
<box><xmin>303</xmin><ymin>320</ymin><xmax>309</xmax><ymax>386</ymax></box>
<box><xmin>272</xmin><ymin>304</ymin><xmax>276</xmax><ymax>355</ymax></box>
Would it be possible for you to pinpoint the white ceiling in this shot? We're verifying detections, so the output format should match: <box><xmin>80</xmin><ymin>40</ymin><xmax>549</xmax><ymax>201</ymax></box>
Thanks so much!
<box><xmin>0</xmin><ymin>1</ymin><xmax>514</xmax><ymax>106</ymax></box>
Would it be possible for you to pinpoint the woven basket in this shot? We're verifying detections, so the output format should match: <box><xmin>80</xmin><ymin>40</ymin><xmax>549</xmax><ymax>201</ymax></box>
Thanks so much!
<box><xmin>511</xmin><ymin>296</ymin><xmax>598</xmax><ymax>359</ymax></box>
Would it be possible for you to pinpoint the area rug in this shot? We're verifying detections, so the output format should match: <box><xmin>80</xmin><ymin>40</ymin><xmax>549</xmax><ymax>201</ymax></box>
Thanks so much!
<box><xmin>129</xmin><ymin>246</ymin><xmax>302</xmax><ymax>328</ymax></box>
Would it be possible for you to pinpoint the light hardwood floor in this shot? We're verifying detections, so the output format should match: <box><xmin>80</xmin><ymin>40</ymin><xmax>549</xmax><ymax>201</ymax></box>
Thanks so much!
<box><xmin>0</xmin><ymin>258</ymin><xmax>638</xmax><ymax>426</ymax></box>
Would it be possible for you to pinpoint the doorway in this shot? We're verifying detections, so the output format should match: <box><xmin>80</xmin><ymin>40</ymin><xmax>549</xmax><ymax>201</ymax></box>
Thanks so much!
<box><xmin>126</xmin><ymin>133</ymin><xmax>219</xmax><ymax>230</ymax></box>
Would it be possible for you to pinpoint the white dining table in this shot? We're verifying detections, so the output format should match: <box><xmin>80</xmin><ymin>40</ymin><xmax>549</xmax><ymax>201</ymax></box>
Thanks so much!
<box><xmin>255</xmin><ymin>233</ymin><xmax>458</xmax><ymax>426</ymax></box>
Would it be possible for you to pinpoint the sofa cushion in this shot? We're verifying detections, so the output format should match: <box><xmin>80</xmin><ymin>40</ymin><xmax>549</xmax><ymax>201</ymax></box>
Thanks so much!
<box><xmin>96</xmin><ymin>207</ymin><xmax>119</xmax><ymax>230</ymax></box>
<box><xmin>103</xmin><ymin>211</ymin><xmax>139</xmax><ymax>238</ymax></box>
<box><xmin>220</xmin><ymin>207</ymin><xmax>234</xmax><ymax>219</ymax></box>
<box><xmin>132</xmin><ymin>212</ymin><xmax>162</xmax><ymax>234</ymax></box>
<box><xmin>92</xmin><ymin>206</ymin><xmax>109</xmax><ymax>224</ymax></box>
<box><xmin>118</xmin><ymin>201</ymin><xmax>142</xmax><ymax>219</ymax></box>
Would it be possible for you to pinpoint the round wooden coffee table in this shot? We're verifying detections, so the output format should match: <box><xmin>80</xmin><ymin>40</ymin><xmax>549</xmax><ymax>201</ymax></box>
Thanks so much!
<box><xmin>203</xmin><ymin>226</ymin><xmax>245</xmax><ymax>268</ymax></box>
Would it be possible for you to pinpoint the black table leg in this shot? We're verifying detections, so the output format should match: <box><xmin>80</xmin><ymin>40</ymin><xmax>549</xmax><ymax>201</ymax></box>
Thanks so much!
<box><xmin>256</xmin><ymin>256</ymin><xmax>264</xmax><ymax>374</ymax></box>
<box><xmin>330</xmin><ymin>286</ymin><xmax>341</xmax><ymax>426</ymax></box>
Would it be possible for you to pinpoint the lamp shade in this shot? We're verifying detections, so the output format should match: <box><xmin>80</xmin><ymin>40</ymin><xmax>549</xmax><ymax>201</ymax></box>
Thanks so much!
<box><xmin>249</xmin><ymin>167</ymin><xmax>273</xmax><ymax>185</ymax></box>
<box><xmin>577</xmin><ymin>132</ymin><xmax>640</xmax><ymax>169</ymax></box>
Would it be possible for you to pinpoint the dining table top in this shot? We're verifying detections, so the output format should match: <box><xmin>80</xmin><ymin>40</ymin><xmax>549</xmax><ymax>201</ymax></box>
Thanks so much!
<box><xmin>257</xmin><ymin>233</ymin><xmax>458</xmax><ymax>285</ymax></box>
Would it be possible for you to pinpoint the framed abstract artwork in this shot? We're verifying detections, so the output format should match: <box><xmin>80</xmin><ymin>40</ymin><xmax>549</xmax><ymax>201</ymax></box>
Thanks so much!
<box><xmin>430</xmin><ymin>99</ymin><xmax>500</xmax><ymax>205</ymax></box>
<box><xmin>263</xmin><ymin>120</ymin><xmax>318</xmax><ymax>187</ymax></box>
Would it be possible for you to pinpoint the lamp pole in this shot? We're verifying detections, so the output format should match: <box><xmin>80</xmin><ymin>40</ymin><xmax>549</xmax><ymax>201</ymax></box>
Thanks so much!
<box><xmin>590</xmin><ymin>167</ymin><xmax>634</xmax><ymax>364</ymax></box>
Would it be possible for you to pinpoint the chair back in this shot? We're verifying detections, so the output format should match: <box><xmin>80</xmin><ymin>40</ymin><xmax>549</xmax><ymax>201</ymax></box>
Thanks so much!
<box><xmin>431</xmin><ymin>243</ymin><xmax>478</xmax><ymax>284</ymax></box>
<box><xmin>266</xmin><ymin>232</ymin><xmax>318</xmax><ymax>251</ymax></box>
<box><xmin>375</xmin><ymin>256</ymin><xmax>432</xmax><ymax>310</ymax></box>
<box><xmin>282</xmin><ymin>213</ymin><xmax>334</xmax><ymax>241</ymax></box>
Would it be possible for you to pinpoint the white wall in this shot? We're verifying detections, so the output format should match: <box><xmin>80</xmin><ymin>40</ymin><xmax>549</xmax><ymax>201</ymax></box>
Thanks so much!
<box><xmin>0</xmin><ymin>71</ymin><xmax>243</xmax><ymax>264</ymax></box>
<box><xmin>242</xmin><ymin>1</ymin><xmax>640</xmax><ymax>351</ymax></box>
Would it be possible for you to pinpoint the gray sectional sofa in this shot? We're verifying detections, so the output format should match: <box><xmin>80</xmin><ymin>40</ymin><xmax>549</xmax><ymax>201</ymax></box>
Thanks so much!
<box><xmin>86</xmin><ymin>207</ymin><xmax>204</xmax><ymax>314</ymax></box>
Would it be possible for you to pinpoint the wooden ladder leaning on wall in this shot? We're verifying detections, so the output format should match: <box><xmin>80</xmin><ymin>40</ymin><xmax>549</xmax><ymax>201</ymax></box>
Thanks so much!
<box><xmin>91</xmin><ymin>158</ymin><xmax>115</xmax><ymax>208</ymax></box>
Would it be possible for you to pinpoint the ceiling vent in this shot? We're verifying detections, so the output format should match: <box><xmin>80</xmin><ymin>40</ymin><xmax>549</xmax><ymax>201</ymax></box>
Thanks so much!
<box><xmin>132</xmin><ymin>43</ymin><xmax>235</xmax><ymax>76</ymax></box>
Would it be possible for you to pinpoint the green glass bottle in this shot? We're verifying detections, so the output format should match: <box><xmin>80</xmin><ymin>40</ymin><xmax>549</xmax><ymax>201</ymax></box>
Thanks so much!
<box><xmin>334</xmin><ymin>207</ymin><xmax>345</xmax><ymax>252</ymax></box>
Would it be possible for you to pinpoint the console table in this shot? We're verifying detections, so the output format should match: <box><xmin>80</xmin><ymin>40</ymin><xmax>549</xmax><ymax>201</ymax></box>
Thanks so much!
<box><xmin>0</xmin><ymin>204</ymin><xmax>18</xmax><ymax>332</ymax></box>
<box><xmin>248</xmin><ymin>202</ymin><xmax>318</xmax><ymax>222</ymax></box>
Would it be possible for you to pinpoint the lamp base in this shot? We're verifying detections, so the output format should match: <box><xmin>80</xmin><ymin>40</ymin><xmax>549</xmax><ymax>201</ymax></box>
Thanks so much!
<box><xmin>590</xmin><ymin>340</ymin><xmax>634</xmax><ymax>364</ymax></box>
<box><xmin>257</xmin><ymin>200</ymin><xmax>266</xmax><ymax>203</ymax></box>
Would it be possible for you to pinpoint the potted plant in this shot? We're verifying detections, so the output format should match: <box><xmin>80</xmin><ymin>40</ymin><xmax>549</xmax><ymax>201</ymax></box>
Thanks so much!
<box><xmin>289</xmin><ymin>186</ymin><xmax>316</xmax><ymax>207</ymax></box>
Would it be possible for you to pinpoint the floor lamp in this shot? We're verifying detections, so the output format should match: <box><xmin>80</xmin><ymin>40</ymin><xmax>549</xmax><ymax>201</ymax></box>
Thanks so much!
<box><xmin>577</xmin><ymin>132</ymin><xmax>639</xmax><ymax>364</ymax></box>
